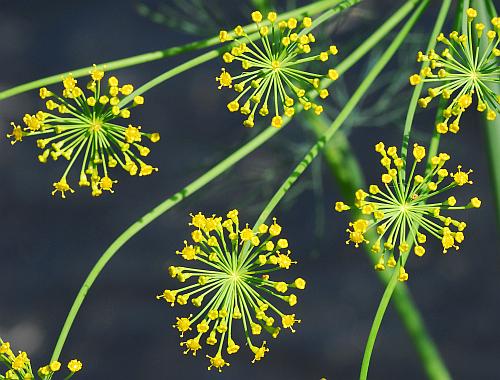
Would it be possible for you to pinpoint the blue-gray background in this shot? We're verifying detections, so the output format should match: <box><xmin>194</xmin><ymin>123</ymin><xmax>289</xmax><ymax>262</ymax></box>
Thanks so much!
<box><xmin>0</xmin><ymin>1</ymin><xmax>498</xmax><ymax>379</ymax></box>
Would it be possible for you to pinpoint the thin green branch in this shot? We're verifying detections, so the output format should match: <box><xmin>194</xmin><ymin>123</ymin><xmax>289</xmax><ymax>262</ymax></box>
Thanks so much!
<box><xmin>428</xmin><ymin>0</ymin><xmax>465</xmax><ymax>161</ymax></box>
<box><xmin>120</xmin><ymin>0</ymin><xmax>359</xmax><ymax>107</ymax></box>
<box><xmin>400</xmin><ymin>0</ymin><xmax>452</xmax><ymax>170</ymax></box>
<box><xmin>0</xmin><ymin>0</ymin><xmax>348</xmax><ymax>101</ymax></box>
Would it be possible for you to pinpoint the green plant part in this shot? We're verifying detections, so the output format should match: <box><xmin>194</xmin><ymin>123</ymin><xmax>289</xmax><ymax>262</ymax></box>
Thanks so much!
<box><xmin>159</xmin><ymin>210</ymin><xmax>304</xmax><ymax>371</ymax></box>
<box><xmin>410</xmin><ymin>8</ymin><xmax>500</xmax><ymax>134</ymax></box>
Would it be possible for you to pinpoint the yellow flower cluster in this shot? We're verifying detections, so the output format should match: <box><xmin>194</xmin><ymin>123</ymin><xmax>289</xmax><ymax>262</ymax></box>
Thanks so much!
<box><xmin>0</xmin><ymin>339</ymin><xmax>82</xmax><ymax>380</ymax></box>
<box><xmin>216</xmin><ymin>10</ymin><xmax>339</xmax><ymax>128</ymax></box>
<box><xmin>409</xmin><ymin>9</ymin><xmax>500</xmax><ymax>133</ymax></box>
<box><xmin>157</xmin><ymin>210</ymin><xmax>305</xmax><ymax>371</ymax></box>
<box><xmin>7</xmin><ymin>65</ymin><xmax>160</xmax><ymax>198</ymax></box>
<box><xmin>336</xmin><ymin>142</ymin><xmax>481</xmax><ymax>281</ymax></box>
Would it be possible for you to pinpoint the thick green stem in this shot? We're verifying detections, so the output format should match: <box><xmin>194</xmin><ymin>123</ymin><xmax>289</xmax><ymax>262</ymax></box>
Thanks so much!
<box><xmin>304</xmin><ymin>114</ymin><xmax>451</xmax><ymax>380</ymax></box>
<box><xmin>0</xmin><ymin>0</ymin><xmax>347</xmax><ymax>101</ymax></box>
<box><xmin>359</xmin><ymin>1</ymin><xmax>454</xmax><ymax>379</ymax></box>
<box><xmin>49</xmin><ymin>0</ymin><xmax>417</xmax><ymax>362</ymax></box>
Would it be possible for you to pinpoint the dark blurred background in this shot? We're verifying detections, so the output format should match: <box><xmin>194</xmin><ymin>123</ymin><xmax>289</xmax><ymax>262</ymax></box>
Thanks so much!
<box><xmin>0</xmin><ymin>1</ymin><xmax>499</xmax><ymax>379</ymax></box>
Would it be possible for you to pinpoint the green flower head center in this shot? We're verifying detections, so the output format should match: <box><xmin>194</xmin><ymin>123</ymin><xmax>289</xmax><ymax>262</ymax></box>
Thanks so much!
<box><xmin>230</xmin><ymin>271</ymin><xmax>241</xmax><ymax>281</ymax></box>
<box><xmin>399</xmin><ymin>202</ymin><xmax>410</xmax><ymax>213</ymax></box>
<box><xmin>89</xmin><ymin>119</ymin><xmax>103</xmax><ymax>132</ymax></box>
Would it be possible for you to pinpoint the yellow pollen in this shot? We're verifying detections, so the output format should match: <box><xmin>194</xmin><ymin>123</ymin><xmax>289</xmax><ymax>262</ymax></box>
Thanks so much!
<box><xmin>90</xmin><ymin>120</ymin><xmax>103</xmax><ymax>132</ymax></box>
<box><xmin>271</xmin><ymin>60</ymin><xmax>280</xmax><ymax>70</ymax></box>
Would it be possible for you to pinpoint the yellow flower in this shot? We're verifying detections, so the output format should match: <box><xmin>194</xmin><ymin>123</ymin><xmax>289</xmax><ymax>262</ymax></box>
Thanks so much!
<box><xmin>207</xmin><ymin>353</ymin><xmax>230</xmax><ymax>372</ymax></box>
<box><xmin>217</xmin><ymin>11</ymin><xmax>339</xmax><ymax>128</ymax></box>
<box><xmin>335</xmin><ymin>142</ymin><xmax>480</xmax><ymax>277</ymax></box>
<box><xmin>68</xmin><ymin>359</ymin><xmax>83</xmax><ymax>372</ymax></box>
<box><xmin>8</xmin><ymin>66</ymin><xmax>160</xmax><ymax>198</ymax></box>
<box><xmin>49</xmin><ymin>361</ymin><xmax>62</xmax><ymax>372</ymax></box>
<box><xmin>12</xmin><ymin>351</ymin><xmax>29</xmax><ymax>370</ymax></box>
<box><xmin>158</xmin><ymin>211</ymin><xmax>304</xmax><ymax>370</ymax></box>
<box><xmin>411</xmin><ymin>10</ymin><xmax>500</xmax><ymax>133</ymax></box>
<box><xmin>0</xmin><ymin>338</ymin><xmax>83</xmax><ymax>379</ymax></box>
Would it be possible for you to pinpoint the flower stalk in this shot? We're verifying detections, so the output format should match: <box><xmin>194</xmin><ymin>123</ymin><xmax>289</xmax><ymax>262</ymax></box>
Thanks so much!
<box><xmin>358</xmin><ymin>1</ymin><xmax>460</xmax><ymax>379</ymax></box>
<box><xmin>302</xmin><ymin>114</ymin><xmax>451</xmax><ymax>380</ymax></box>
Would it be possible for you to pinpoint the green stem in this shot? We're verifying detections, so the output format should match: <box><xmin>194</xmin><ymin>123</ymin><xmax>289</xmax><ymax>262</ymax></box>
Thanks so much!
<box><xmin>400</xmin><ymin>0</ymin><xmax>452</xmax><ymax>168</ymax></box>
<box><xmin>49</xmin><ymin>0</ymin><xmax>417</xmax><ymax>362</ymax></box>
<box><xmin>476</xmin><ymin>0</ymin><xmax>500</xmax><ymax>228</ymax></box>
<box><xmin>482</xmin><ymin>0</ymin><xmax>497</xmax><ymax>15</ymax></box>
<box><xmin>0</xmin><ymin>0</ymin><xmax>347</xmax><ymax>101</ymax></box>
<box><xmin>428</xmin><ymin>0</ymin><xmax>466</xmax><ymax>162</ymax></box>
<box><xmin>50</xmin><ymin>126</ymin><xmax>281</xmax><ymax>363</ymax></box>
<box><xmin>119</xmin><ymin>50</ymin><xmax>220</xmax><ymax>107</ymax></box>
<box><xmin>254</xmin><ymin>0</ymin><xmax>428</xmax><ymax>227</ymax></box>
<box><xmin>250</xmin><ymin>0</ymin><xmax>272</xmax><ymax>12</ymax></box>
<box><xmin>304</xmin><ymin>114</ymin><xmax>451</xmax><ymax>380</ymax></box>
<box><xmin>360</xmin><ymin>259</ymin><xmax>407</xmax><ymax>380</ymax></box>
<box><xmin>360</xmin><ymin>2</ymin><xmax>454</xmax><ymax>379</ymax></box>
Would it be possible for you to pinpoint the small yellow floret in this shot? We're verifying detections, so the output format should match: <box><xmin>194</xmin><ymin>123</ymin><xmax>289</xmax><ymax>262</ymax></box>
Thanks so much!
<box><xmin>67</xmin><ymin>359</ymin><xmax>83</xmax><ymax>373</ymax></box>
<box><xmin>409</xmin><ymin>74</ymin><xmax>421</xmax><ymax>85</ymax></box>
<box><xmin>251</xmin><ymin>11</ymin><xmax>263</xmax><ymax>23</ymax></box>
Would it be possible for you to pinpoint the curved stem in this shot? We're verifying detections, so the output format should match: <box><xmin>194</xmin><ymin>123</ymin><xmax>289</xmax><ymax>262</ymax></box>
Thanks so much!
<box><xmin>360</xmin><ymin>2</ymin><xmax>454</xmax><ymax>379</ymax></box>
<box><xmin>49</xmin><ymin>0</ymin><xmax>374</xmax><ymax>363</ymax></box>
<box><xmin>50</xmin><ymin>125</ymin><xmax>281</xmax><ymax>363</ymax></box>
<box><xmin>0</xmin><ymin>0</ymin><xmax>347</xmax><ymax>101</ymax></box>
<box><xmin>360</xmin><ymin>262</ymin><xmax>405</xmax><ymax>380</ymax></box>
<box><xmin>482</xmin><ymin>0</ymin><xmax>497</xmax><ymax>15</ymax></box>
